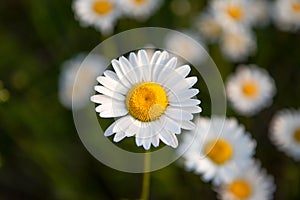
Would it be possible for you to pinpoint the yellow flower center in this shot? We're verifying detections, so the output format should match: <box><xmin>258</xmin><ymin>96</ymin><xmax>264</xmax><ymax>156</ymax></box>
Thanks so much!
<box><xmin>242</xmin><ymin>81</ymin><xmax>259</xmax><ymax>98</ymax></box>
<box><xmin>229</xmin><ymin>179</ymin><xmax>252</xmax><ymax>199</ymax></box>
<box><xmin>293</xmin><ymin>128</ymin><xmax>300</xmax><ymax>143</ymax></box>
<box><xmin>126</xmin><ymin>82</ymin><xmax>168</xmax><ymax>122</ymax></box>
<box><xmin>204</xmin><ymin>139</ymin><xmax>233</xmax><ymax>165</ymax></box>
<box><xmin>292</xmin><ymin>2</ymin><xmax>300</xmax><ymax>13</ymax></box>
<box><xmin>134</xmin><ymin>0</ymin><xmax>146</xmax><ymax>4</ymax></box>
<box><xmin>227</xmin><ymin>5</ymin><xmax>244</xmax><ymax>21</ymax></box>
<box><xmin>93</xmin><ymin>0</ymin><xmax>113</xmax><ymax>15</ymax></box>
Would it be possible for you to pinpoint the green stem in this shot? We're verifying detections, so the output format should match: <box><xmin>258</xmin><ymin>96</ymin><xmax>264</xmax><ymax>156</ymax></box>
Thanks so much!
<box><xmin>140</xmin><ymin>152</ymin><xmax>151</xmax><ymax>200</ymax></box>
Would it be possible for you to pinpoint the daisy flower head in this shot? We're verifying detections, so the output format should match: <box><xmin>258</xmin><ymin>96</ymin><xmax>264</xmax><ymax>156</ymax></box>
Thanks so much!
<box><xmin>179</xmin><ymin>116</ymin><xmax>256</xmax><ymax>185</ymax></box>
<box><xmin>211</xmin><ymin>0</ymin><xmax>256</xmax><ymax>31</ymax></box>
<box><xmin>226</xmin><ymin>65</ymin><xmax>276</xmax><ymax>116</ymax></box>
<box><xmin>270</xmin><ymin>109</ymin><xmax>300</xmax><ymax>161</ymax></box>
<box><xmin>273</xmin><ymin>0</ymin><xmax>300</xmax><ymax>32</ymax></box>
<box><xmin>165</xmin><ymin>31</ymin><xmax>207</xmax><ymax>65</ymax></box>
<box><xmin>59</xmin><ymin>54</ymin><xmax>106</xmax><ymax>110</ymax></box>
<box><xmin>220</xmin><ymin>27</ymin><xmax>256</xmax><ymax>62</ymax></box>
<box><xmin>91</xmin><ymin>49</ymin><xmax>202</xmax><ymax>150</ymax></box>
<box><xmin>72</xmin><ymin>0</ymin><xmax>121</xmax><ymax>35</ymax></box>
<box><xmin>216</xmin><ymin>160</ymin><xmax>276</xmax><ymax>200</ymax></box>
<box><xmin>117</xmin><ymin>0</ymin><xmax>162</xmax><ymax>20</ymax></box>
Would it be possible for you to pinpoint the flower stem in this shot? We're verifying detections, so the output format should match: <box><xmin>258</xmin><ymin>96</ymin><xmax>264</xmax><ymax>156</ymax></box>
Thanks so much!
<box><xmin>140</xmin><ymin>152</ymin><xmax>151</xmax><ymax>200</ymax></box>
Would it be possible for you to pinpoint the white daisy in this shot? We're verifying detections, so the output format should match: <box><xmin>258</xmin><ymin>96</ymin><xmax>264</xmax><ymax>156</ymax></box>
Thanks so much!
<box><xmin>216</xmin><ymin>161</ymin><xmax>276</xmax><ymax>200</ymax></box>
<box><xmin>165</xmin><ymin>30</ymin><xmax>207</xmax><ymax>65</ymax></box>
<box><xmin>211</xmin><ymin>0</ymin><xmax>256</xmax><ymax>31</ymax></box>
<box><xmin>226</xmin><ymin>65</ymin><xmax>276</xmax><ymax>116</ymax></box>
<box><xmin>117</xmin><ymin>0</ymin><xmax>162</xmax><ymax>20</ymax></box>
<box><xmin>59</xmin><ymin>54</ymin><xmax>107</xmax><ymax>110</ymax></box>
<box><xmin>72</xmin><ymin>0</ymin><xmax>121</xmax><ymax>35</ymax></box>
<box><xmin>270</xmin><ymin>109</ymin><xmax>300</xmax><ymax>161</ymax></box>
<box><xmin>273</xmin><ymin>0</ymin><xmax>300</xmax><ymax>32</ymax></box>
<box><xmin>91</xmin><ymin>50</ymin><xmax>201</xmax><ymax>150</ymax></box>
<box><xmin>194</xmin><ymin>12</ymin><xmax>223</xmax><ymax>43</ymax></box>
<box><xmin>220</xmin><ymin>27</ymin><xmax>256</xmax><ymax>62</ymax></box>
<box><xmin>179</xmin><ymin>117</ymin><xmax>256</xmax><ymax>185</ymax></box>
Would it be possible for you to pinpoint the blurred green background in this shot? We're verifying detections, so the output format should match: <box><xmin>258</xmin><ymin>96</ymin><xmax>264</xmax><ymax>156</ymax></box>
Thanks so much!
<box><xmin>0</xmin><ymin>0</ymin><xmax>300</xmax><ymax>199</ymax></box>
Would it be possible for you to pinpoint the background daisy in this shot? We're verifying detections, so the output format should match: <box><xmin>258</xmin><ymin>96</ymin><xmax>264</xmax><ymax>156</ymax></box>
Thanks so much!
<box><xmin>73</xmin><ymin>0</ymin><xmax>121</xmax><ymax>35</ymax></box>
<box><xmin>216</xmin><ymin>161</ymin><xmax>276</xmax><ymax>200</ymax></box>
<box><xmin>226</xmin><ymin>65</ymin><xmax>276</xmax><ymax>116</ymax></box>
<box><xmin>270</xmin><ymin>109</ymin><xmax>300</xmax><ymax>161</ymax></box>
<box><xmin>91</xmin><ymin>49</ymin><xmax>201</xmax><ymax>150</ymax></box>
<box><xmin>179</xmin><ymin>116</ymin><xmax>256</xmax><ymax>185</ymax></box>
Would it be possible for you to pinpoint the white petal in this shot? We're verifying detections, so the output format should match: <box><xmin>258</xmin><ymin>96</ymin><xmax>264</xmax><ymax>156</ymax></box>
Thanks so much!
<box><xmin>97</xmin><ymin>76</ymin><xmax>127</xmax><ymax>95</ymax></box>
<box><xmin>104</xmin><ymin>121</ymin><xmax>117</xmax><ymax>136</ymax></box>
<box><xmin>165</xmin><ymin>108</ymin><xmax>194</xmax><ymax>121</ymax></box>
<box><xmin>111</xmin><ymin>60</ymin><xmax>132</xmax><ymax>88</ymax></box>
<box><xmin>91</xmin><ymin>95</ymin><xmax>111</xmax><ymax>104</ymax></box>
<box><xmin>182</xmin><ymin>106</ymin><xmax>202</xmax><ymax>114</ymax></box>
<box><xmin>99</xmin><ymin>107</ymin><xmax>128</xmax><ymax>118</ymax></box>
<box><xmin>119</xmin><ymin>56</ymin><xmax>138</xmax><ymax>84</ymax></box>
<box><xmin>181</xmin><ymin>121</ymin><xmax>196</xmax><ymax>130</ymax></box>
<box><xmin>160</xmin><ymin>115</ymin><xmax>181</xmax><ymax>134</ymax></box>
<box><xmin>94</xmin><ymin>86</ymin><xmax>125</xmax><ymax>101</ymax></box>
<box><xmin>113</xmin><ymin>115</ymin><xmax>132</xmax><ymax>133</ymax></box>
<box><xmin>103</xmin><ymin>70</ymin><xmax>118</xmax><ymax>81</ymax></box>
<box><xmin>113</xmin><ymin>132</ymin><xmax>126</xmax><ymax>142</ymax></box>
<box><xmin>152</xmin><ymin>135</ymin><xmax>160</xmax><ymax>147</ymax></box>
<box><xmin>159</xmin><ymin>130</ymin><xmax>178</xmax><ymax>148</ymax></box>
<box><xmin>150</xmin><ymin>51</ymin><xmax>161</xmax><ymax>65</ymax></box>
<box><xmin>175</xmin><ymin>65</ymin><xmax>191</xmax><ymax>78</ymax></box>
<box><xmin>170</xmin><ymin>99</ymin><xmax>201</xmax><ymax>107</ymax></box>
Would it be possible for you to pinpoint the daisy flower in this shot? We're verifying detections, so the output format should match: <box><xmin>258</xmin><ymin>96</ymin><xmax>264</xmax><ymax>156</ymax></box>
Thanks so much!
<box><xmin>59</xmin><ymin>54</ymin><xmax>106</xmax><ymax>110</ymax></box>
<box><xmin>211</xmin><ymin>0</ymin><xmax>256</xmax><ymax>31</ymax></box>
<box><xmin>273</xmin><ymin>0</ymin><xmax>300</xmax><ymax>32</ymax></box>
<box><xmin>179</xmin><ymin>117</ymin><xmax>256</xmax><ymax>185</ymax></box>
<box><xmin>216</xmin><ymin>161</ymin><xmax>276</xmax><ymax>200</ymax></box>
<box><xmin>165</xmin><ymin>31</ymin><xmax>206</xmax><ymax>65</ymax></box>
<box><xmin>91</xmin><ymin>50</ymin><xmax>201</xmax><ymax>150</ymax></box>
<box><xmin>270</xmin><ymin>109</ymin><xmax>300</xmax><ymax>161</ymax></box>
<box><xmin>220</xmin><ymin>28</ymin><xmax>256</xmax><ymax>62</ymax></box>
<box><xmin>117</xmin><ymin>0</ymin><xmax>162</xmax><ymax>20</ymax></box>
<box><xmin>226</xmin><ymin>65</ymin><xmax>276</xmax><ymax>116</ymax></box>
<box><xmin>72</xmin><ymin>0</ymin><xmax>121</xmax><ymax>35</ymax></box>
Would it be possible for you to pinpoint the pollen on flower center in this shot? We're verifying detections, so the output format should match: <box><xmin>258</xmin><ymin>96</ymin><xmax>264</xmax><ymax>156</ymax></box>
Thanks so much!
<box><xmin>93</xmin><ymin>0</ymin><xmax>113</xmax><ymax>15</ymax></box>
<box><xmin>204</xmin><ymin>139</ymin><xmax>233</xmax><ymax>165</ymax></box>
<box><xmin>229</xmin><ymin>179</ymin><xmax>252</xmax><ymax>199</ymax></box>
<box><xmin>126</xmin><ymin>82</ymin><xmax>168</xmax><ymax>122</ymax></box>
<box><xmin>242</xmin><ymin>81</ymin><xmax>258</xmax><ymax>98</ymax></box>
<box><xmin>227</xmin><ymin>5</ymin><xmax>244</xmax><ymax>21</ymax></box>
<box><xmin>292</xmin><ymin>2</ymin><xmax>300</xmax><ymax>13</ymax></box>
<box><xmin>293</xmin><ymin>128</ymin><xmax>300</xmax><ymax>143</ymax></box>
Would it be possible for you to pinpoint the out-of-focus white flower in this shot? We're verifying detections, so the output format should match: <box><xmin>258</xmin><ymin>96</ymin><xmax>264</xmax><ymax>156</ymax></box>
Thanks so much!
<box><xmin>165</xmin><ymin>31</ymin><xmax>207</xmax><ymax>65</ymax></box>
<box><xmin>226</xmin><ymin>65</ymin><xmax>276</xmax><ymax>116</ymax></box>
<box><xmin>179</xmin><ymin>117</ymin><xmax>256</xmax><ymax>185</ymax></box>
<box><xmin>250</xmin><ymin>0</ymin><xmax>271</xmax><ymax>27</ymax></box>
<box><xmin>216</xmin><ymin>161</ymin><xmax>276</xmax><ymax>200</ymax></box>
<box><xmin>220</xmin><ymin>28</ymin><xmax>256</xmax><ymax>62</ymax></box>
<box><xmin>91</xmin><ymin>50</ymin><xmax>201</xmax><ymax>150</ymax></box>
<box><xmin>73</xmin><ymin>0</ymin><xmax>121</xmax><ymax>35</ymax></box>
<box><xmin>59</xmin><ymin>54</ymin><xmax>106</xmax><ymax>110</ymax></box>
<box><xmin>118</xmin><ymin>0</ymin><xmax>162</xmax><ymax>20</ymax></box>
<box><xmin>211</xmin><ymin>0</ymin><xmax>256</xmax><ymax>31</ymax></box>
<box><xmin>273</xmin><ymin>0</ymin><xmax>300</xmax><ymax>32</ymax></box>
<box><xmin>270</xmin><ymin>109</ymin><xmax>300</xmax><ymax>161</ymax></box>
<box><xmin>194</xmin><ymin>13</ymin><xmax>223</xmax><ymax>43</ymax></box>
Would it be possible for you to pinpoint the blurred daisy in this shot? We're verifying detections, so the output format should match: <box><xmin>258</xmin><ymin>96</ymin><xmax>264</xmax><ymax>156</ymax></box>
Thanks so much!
<box><xmin>273</xmin><ymin>0</ymin><xmax>300</xmax><ymax>32</ymax></box>
<box><xmin>270</xmin><ymin>109</ymin><xmax>300</xmax><ymax>161</ymax></box>
<box><xmin>216</xmin><ymin>161</ymin><xmax>276</xmax><ymax>200</ymax></box>
<box><xmin>211</xmin><ymin>0</ymin><xmax>256</xmax><ymax>31</ymax></box>
<box><xmin>91</xmin><ymin>50</ymin><xmax>201</xmax><ymax>150</ymax></box>
<box><xmin>179</xmin><ymin>117</ymin><xmax>256</xmax><ymax>185</ymax></box>
<box><xmin>220</xmin><ymin>28</ymin><xmax>256</xmax><ymax>62</ymax></box>
<box><xmin>250</xmin><ymin>0</ymin><xmax>271</xmax><ymax>27</ymax></box>
<box><xmin>118</xmin><ymin>0</ymin><xmax>162</xmax><ymax>20</ymax></box>
<box><xmin>194</xmin><ymin>13</ymin><xmax>222</xmax><ymax>43</ymax></box>
<box><xmin>165</xmin><ymin>31</ymin><xmax>207</xmax><ymax>65</ymax></box>
<box><xmin>59</xmin><ymin>54</ymin><xmax>106</xmax><ymax>110</ymax></box>
<box><xmin>73</xmin><ymin>0</ymin><xmax>120</xmax><ymax>35</ymax></box>
<box><xmin>226</xmin><ymin>65</ymin><xmax>276</xmax><ymax>116</ymax></box>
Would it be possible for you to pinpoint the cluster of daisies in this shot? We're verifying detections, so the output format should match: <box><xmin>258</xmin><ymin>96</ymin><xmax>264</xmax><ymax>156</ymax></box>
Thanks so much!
<box><xmin>195</xmin><ymin>0</ymin><xmax>300</xmax><ymax>62</ymax></box>
<box><xmin>72</xmin><ymin>0</ymin><xmax>163</xmax><ymax>35</ymax></box>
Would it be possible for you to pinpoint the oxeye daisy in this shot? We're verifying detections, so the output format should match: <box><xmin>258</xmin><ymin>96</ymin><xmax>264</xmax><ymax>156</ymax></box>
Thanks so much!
<box><xmin>220</xmin><ymin>28</ymin><xmax>256</xmax><ymax>62</ymax></box>
<box><xmin>270</xmin><ymin>109</ymin><xmax>300</xmax><ymax>161</ymax></box>
<box><xmin>273</xmin><ymin>0</ymin><xmax>300</xmax><ymax>32</ymax></box>
<box><xmin>226</xmin><ymin>65</ymin><xmax>276</xmax><ymax>116</ymax></box>
<box><xmin>59</xmin><ymin>54</ymin><xmax>106</xmax><ymax>110</ymax></box>
<box><xmin>72</xmin><ymin>0</ymin><xmax>120</xmax><ymax>35</ymax></box>
<box><xmin>91</xmin><ymin>50</ymin><xmax>201</xmax><ymax>150</ymax></box>
<box><xmin>117</xmin><ymin>0</ymin><xmax>162</xmax><ymax>20</ymax></box>
<box><xmin>216</xmin><ymin>161</ymin><xmax>276</xmax><ymax>200</ymax></box>
<box><xmin>179</xmin><ymin>117</ymin><xmax>256</xmax><ymax>185</ymax></box>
